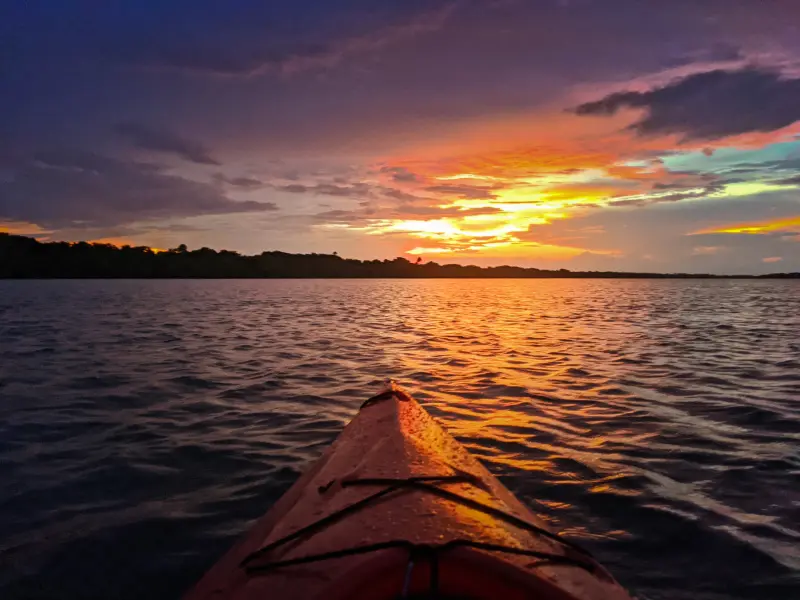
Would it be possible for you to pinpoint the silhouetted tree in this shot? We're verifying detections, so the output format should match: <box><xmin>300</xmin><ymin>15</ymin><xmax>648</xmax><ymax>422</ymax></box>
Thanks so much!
<box><xmin>1</xmin><ymin>233</ymin><xmax>796</xmax><ymax>279</ymax></box>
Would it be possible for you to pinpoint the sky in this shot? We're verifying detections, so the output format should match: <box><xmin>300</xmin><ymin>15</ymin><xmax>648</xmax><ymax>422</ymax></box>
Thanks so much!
<box><xmin>2</xmin><ymin>0</ymin><xmax>800</xmax><ymax>274</ymax></box>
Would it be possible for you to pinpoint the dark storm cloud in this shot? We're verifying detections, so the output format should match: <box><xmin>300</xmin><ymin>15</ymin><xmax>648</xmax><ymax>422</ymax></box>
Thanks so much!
<box><xmin>0</xmin><ymin>150</ymin><xmax>276</xmax><ymax>227</ymax></box>
<box><xmin>116</xmin><ymin>122</ymin><xmax>220</xmax><ymax>165</ymax></box>
<box><xmin>573</xmin><ymin>68</ymin><xmax>800</xmax><ymax>140</ymax></box>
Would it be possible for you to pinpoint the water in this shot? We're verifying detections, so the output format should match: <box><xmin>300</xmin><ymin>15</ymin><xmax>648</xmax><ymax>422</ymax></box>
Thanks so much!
<box><xmin>1</xmin><ymin>279</ymin><xmax>798</xmax><ymax>600</ymax></box>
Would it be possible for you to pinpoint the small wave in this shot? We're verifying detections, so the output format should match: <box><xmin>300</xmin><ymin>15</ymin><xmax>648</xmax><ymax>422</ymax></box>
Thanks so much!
<box><xmin>168</xmin><ymin>375</ymin><xmax>223</xmax><ymax>390</ymax></box>
<box><xmin>1</xmin><ymin>278</ymin><xmax>797</xmax><ymax>600</ymax></box>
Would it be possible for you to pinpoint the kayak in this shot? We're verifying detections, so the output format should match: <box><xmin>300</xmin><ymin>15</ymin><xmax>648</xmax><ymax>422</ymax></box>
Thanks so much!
<box><xmin>184</xmin><ymin>386</ymin><xmax>632</xmax><ymax>600</ymax></box>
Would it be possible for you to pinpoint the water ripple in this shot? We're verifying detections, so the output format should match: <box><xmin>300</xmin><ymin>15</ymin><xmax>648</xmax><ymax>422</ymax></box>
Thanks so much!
<box><xmin>1</xmin><ymin>279</ymin><xmax>799</xmax><ymax>599</ymax></box>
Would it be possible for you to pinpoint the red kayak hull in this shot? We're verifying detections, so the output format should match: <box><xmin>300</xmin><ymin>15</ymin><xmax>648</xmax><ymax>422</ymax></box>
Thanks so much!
<box><xmin>184</xmin><ymin>389</ymin><xmax>631</xmax><ymax>600</ymax></box>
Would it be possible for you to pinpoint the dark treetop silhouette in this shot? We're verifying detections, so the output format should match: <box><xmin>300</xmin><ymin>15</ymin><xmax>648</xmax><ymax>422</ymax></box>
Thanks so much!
<box><xmin>1</xmin><ymin>233</ymin><xmax>797</xmax><ymax>279</ymax></box>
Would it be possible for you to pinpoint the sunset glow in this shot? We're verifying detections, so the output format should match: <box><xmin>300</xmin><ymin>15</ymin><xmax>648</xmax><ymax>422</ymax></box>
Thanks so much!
<box><xmin>3</xmin><ymin>1</ymin><xmax>800</xmax><ymax>273</ymax></box>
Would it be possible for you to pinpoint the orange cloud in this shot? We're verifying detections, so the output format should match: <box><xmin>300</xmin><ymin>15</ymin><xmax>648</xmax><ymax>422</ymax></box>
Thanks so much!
<box><xmin>1</xmin><ymin>220</ymin><xmax>52</xmax><ymax>237</ymax></box>
<box><xmin>328</xmin><ymin>96</ymin><xmax>800</xmax><ymax>262</ymax></box>
<box><xmin>690</xmin><ymin>215</ymin><xmax>800</xmax><ymax>235</ymax></box>
<box><xmin>353</xmin><ymin>116</ymin><xmax>694</xmax><ymax>258</ymax></box>
<box><xmin>692</xmin><ymin>245</ymin><xmax>725</xmax><ymax>255</ymax></box>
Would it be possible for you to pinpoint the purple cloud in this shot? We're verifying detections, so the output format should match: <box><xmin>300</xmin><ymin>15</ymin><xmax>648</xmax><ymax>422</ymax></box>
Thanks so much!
<box><xmin>116</xmin><ymin>122</ymin><xmax>221</xmax><ymax>165</ymax></box>
<box><xmin>573</xmin><ymin>68</ymin><xmax>800</xmax><ymax>140</ymax></box>
<box><xmin>0</xmin><ymin>150</ymin><xmax>276</xmax><ymax>227</ymax></box>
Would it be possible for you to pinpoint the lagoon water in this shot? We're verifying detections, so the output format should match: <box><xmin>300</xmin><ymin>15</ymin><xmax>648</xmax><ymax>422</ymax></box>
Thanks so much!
<box><xmin>1</xmin><ymin>279</ymin><xmax>799</xmax><ymax>599</ymax></box>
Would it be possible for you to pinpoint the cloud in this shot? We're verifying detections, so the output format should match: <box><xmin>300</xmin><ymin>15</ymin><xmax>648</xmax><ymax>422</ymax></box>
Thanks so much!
<box><xmin>763</xmin><ymin>256</ymin><xmax>783</xmax><ymax>263</ymax></box>
<box><xmin>424</xmin><ymin>183</ymin><xmax>503</xmax><ymax>200</ymax></box>
<box><xmin>723</xmin><ymin>156</ymin><xmax>800</xmax><ymax>174</ymax></box>
<box><xmin>777</xmin><ymin>174</ymin><xmax>800</xmax><ymax>185</ymax></box>
<box><xmin>602</xmin><ymin>182</ymin><xmax>725</xmax><ymax>208</ymax></box>
<box><xmin>275</xmin><ymin>177</ymin><xmax>440</xmax><ymax>206</ymax></box>
<box><xmin>692</xmin><ymin>245</ymin><xmax>725</xmax><ymax>256</ymax></box>
<box><xmin>277</xmin><ymin>182</ymin><xmax>373</xmax><ymax>198</ymax></box>
<box><xmin>213</xmin><ymin>173</ymin><xmax>265</xmax><ymax>189</ymax></box>
<box><xmin>0</xmin><ymin>220</ymin><xmax>51</xmax><ymax>238</ymax></box>
<box><xmin>116</xmin><ymin>122</ymin><xmax>220</xmax><ymax>165</ymax></box>
<box><xmin>0</xmin><ymin>150</ymin><xmax>276</xmax><ymax>228</ymax></box>
<box><xmin>315</xmin><ymin>204</ymin><xmax>503</xmax><ymax>225</ymax></box>
<box><xmin>383</xmin><ymin>188</ymin><xmax>429</xmax><ymax>203</ymax></box>
<box><xmin>380</xmin><ymin>166</ymin><xmax>419</xmax><ymax>183</ymax></box>
<box><xmin>8</xmin><ymin>0</ymin><xmax>800</xmax><ymax>270</ymax></box>
<box><xmin>573</xmin><ymin>67</ymin><xmax>800</xmax><ymax>141</ymax></box>
<box><xmin>689</xmin><ymin>215</ymin><xmax>800</xmax><ymax>235</ymax></box>
<box><xmin>663</xmin><ymin>42</ymin><xmax>744</xmax><ymax>69</ymax></box>
<box><xmin>510</xmin><ymin>192</ymin><xmax>800</xmax><ymax>273</ymax></box>
<box><xmin>278</xmin><ymin>183</ymin><xmax>310</xmax><ymax>194</ymax></box>
<box><xmin>396</xmin><ymin>205</ymin><xmax>503</xmax><ymax>218</ymax></box>
<box><xmin>134</xmin><ymin>2</ymin><xmax>457</xmax><ymax>77</ymax></box>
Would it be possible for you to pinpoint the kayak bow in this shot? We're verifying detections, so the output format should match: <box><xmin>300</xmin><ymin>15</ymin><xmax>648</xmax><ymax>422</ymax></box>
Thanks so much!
<box><xmin>185</xmin><ymin>388</ymin><xmax>632</xmax><ymax>600</ymax></box>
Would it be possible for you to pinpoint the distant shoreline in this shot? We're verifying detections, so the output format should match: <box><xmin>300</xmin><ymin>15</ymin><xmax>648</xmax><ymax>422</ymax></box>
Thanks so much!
<box><xmin>2</xmin><ymin>233</ymin><xmax>798</xmax><ymax>279</ymax></box>
<box><xmin>3</xmin><ymin>275</ymin><xmax>800</xmax><ymax>280</ymax></box>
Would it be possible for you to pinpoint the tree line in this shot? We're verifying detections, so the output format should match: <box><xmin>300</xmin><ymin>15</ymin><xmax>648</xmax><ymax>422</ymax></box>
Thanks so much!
<box><xmin>1</xmin><ymin>233</ymin><xmax>797</xmax><ymax>278</ymax></box>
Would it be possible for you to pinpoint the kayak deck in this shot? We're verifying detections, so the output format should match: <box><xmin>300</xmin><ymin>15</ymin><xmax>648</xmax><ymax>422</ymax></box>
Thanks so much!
<box><xmin>184</xmin><ymin>389</ymin><xmax>631</xmax><ymax>600</ymax></box>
